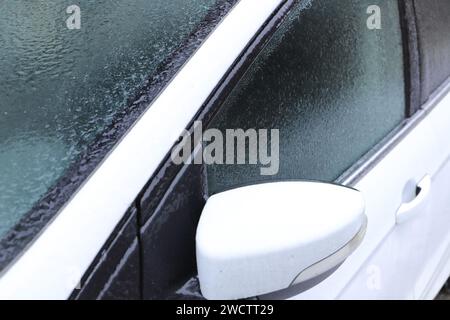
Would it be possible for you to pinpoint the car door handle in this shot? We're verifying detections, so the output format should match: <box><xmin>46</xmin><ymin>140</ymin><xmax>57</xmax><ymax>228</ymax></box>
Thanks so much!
<box><xmin>396</xmin><ymin>175</ymin><xmax>432</xmax><ymax>224</ymax></box>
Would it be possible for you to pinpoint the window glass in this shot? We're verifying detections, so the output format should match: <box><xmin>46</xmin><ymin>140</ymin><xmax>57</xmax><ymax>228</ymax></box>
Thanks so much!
<box><xmin>207</xmin><ymin>0</ymin><xmax>405</xmax><ymax>195</ymax></box>
<box><xmin>413</xmin><ymin>0</ymin><xmax>450</xmax><ymax>102</ymax></box>
<box><xmin>0</xmin><ymin>0</ymin><xmax>223</xmax><ymax>237</ymax></box>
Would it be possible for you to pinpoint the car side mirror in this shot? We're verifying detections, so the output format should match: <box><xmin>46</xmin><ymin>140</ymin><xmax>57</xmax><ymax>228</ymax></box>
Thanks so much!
<box><xmin>196</xmin><ymin>181</ymin><xmax>367</xmax><ymax>300</ymax></box>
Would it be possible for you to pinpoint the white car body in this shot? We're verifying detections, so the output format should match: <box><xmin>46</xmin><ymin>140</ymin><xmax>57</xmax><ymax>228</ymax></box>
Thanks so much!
<box><xmin>296</xmin><ymin>82</ymin><xmax>450</xmax><ymax>300</ymax></box>
<box><xmin>0</xmin><ymin>0</ymin><xmax>449</xmax><ymax>300</ymax></box>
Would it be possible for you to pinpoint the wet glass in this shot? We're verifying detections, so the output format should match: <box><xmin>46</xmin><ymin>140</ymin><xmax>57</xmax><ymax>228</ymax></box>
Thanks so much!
<box><xmin>207</xmin><ymin>0</ymin><xmax>406</xmax><ymax>195</ymax></box>
<box><xmin>0</xmin><ymin>0</ymin><xmax>219</xmax><ymax>237</ymax></box>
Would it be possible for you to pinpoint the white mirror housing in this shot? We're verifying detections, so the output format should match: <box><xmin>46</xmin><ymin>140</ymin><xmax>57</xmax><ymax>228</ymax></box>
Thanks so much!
<box><xmin>196</xmin><ymin>181</ymin><xmax>366</xmax><ymax>300</ymax></box>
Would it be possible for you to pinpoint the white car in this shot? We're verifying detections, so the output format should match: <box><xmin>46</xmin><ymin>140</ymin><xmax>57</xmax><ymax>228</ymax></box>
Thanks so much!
<box><xmin>0</xmin><ymin>0</ymin><xmax>449</xmax><ymax>300</ymax></box>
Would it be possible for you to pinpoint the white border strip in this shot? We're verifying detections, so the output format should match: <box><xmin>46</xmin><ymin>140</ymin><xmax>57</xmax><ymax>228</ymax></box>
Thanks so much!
<box><xmin>0</xmin><ymin>0</ymin><xmax>283</xmax><ymax>299</ymax></box>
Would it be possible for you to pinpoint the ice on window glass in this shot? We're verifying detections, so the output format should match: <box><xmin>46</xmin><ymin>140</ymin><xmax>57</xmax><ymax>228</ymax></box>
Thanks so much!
<box><xmin>207</xmin><ymin>0</ymin><xmax>405</xmax><ymax>195</ymax></box>
<box><xmin>0</xmin><ymin>0</ymin><xmax>219</xmax><ymax>237</ymax></box>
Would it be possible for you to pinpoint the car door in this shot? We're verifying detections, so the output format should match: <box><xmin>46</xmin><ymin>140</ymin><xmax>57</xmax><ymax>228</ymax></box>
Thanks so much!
<box><xmin>339</xmin><ymin>0</ymin><xmax>450</xmax><ymax>299</ymax></box>
<box><xmin>135</xmin><ymin>0</ymin><xmax>450</xmax><ymax>300</ymax></box>
<box><xmin>198</xmin><ymin>0</ymin><xmax>420</xmax><ymax>300</ymax></box>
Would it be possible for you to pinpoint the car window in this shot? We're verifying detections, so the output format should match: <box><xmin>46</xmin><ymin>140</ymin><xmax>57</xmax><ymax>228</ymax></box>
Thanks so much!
<box><xmin>0</xmin><ymin>0</ymin><xmax>230</xmax><ymax>238</ymax></box>
<box><xmin>413</xmin><ymin>0</ymin><xmax>450</xmax><ymax>102</ymax></box>
<box><xmin>206</xmin><ymin>0</ymin><xmax>406</xmax><ymax>195</ymax></box>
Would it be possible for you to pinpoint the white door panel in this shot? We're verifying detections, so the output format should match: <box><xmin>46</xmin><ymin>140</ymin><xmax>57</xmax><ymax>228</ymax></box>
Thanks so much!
<box><xmin>413</xmin><ymin>87</ymin><xmax>450</xmax><ymax>299</ymax></box>
<box><xmin>292</xmin><ymin>89</ymin><xmax>450</xmax><ymax>299</ymax></box>
<box><xmin>341</xmin><ymin>156</ymin><xmax>450</xmax><ymax>299</ymax></box>
<box><xmin>415</xmin><ymin>157</ymin><xmax>450</xmax><ymax>299</ymax></box>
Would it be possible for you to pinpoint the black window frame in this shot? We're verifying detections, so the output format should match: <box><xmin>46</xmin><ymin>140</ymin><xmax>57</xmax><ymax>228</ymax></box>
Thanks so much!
<box><xmin>399</xmin><ymin>0</ymin><xmax>422</xmax><ymax>117</ymax></box>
